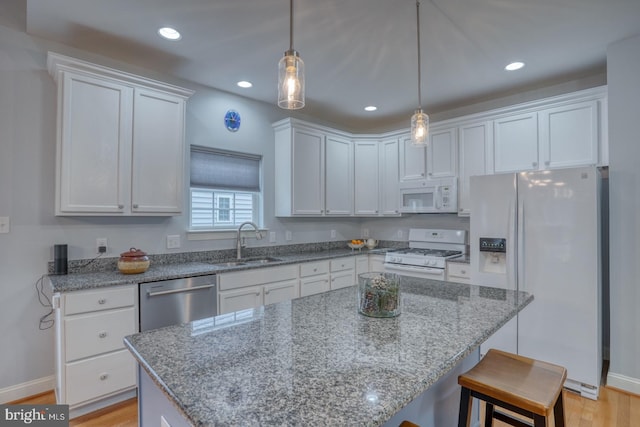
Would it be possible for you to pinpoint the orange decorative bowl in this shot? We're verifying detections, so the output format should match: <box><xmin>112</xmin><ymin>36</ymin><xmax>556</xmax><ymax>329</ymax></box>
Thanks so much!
<box><xmin>118</xmin><ymin>248</ymin><xmax>150</xmax><ymax>274</ymax></box>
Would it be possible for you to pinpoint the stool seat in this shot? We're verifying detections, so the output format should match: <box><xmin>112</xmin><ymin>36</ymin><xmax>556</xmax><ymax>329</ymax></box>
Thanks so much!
<box><xmin>458</xmin><ymin>349</ymin><xmax>567</xmax><ymax>427</ymax></box>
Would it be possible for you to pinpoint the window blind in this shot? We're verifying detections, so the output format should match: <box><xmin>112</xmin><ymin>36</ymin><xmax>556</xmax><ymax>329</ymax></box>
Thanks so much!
<box><xmin>190</xmin><ymin>146</ymin><xmax>261</xmax><ymax>192</ymax></box>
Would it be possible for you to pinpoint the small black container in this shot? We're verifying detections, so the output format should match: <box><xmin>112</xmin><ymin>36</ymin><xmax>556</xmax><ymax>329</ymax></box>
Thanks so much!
<box><xmin>54</xmin><ymin>244</ymin><xmax>68</xmax><ymax>275</ymax></box>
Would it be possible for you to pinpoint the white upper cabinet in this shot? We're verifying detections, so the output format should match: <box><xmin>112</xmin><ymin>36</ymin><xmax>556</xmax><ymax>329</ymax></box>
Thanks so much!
<box><xmin>353</xmin><ymin>139</ymin><xmax>380</xmax><ymax>215</ymax></box>
<box><xmin>427</xmin><ymin>127</ymin><xmax>458</xmax><ymax>178</ymax></box>
<box><xmin>47</xmin><ymin>52</ymin><xmax>193</xmax><ymax>216</ymax></box>
<box><xmin>399</xmin><ymin>134</ymin><xmax>427</xmax><ymax>181</ymax></box>
<box><xmin>325</xmin><ymin>135</ymin><xmax>354</xmax><ymax>215</ymax></box>
<box><xmin>379</xmin><ymin>138</ymin><xmax>400</xmax><ymax>215</ymax></box>
<box><xmin>274</xmin><ymin>119</ymin><xmax>354</xmax><ymax>217</ymax></box>
<box><xmin>493</xmin><ymin>112</ymin><xmax>539</xmax><ymax>173</ymax></box>
<box><xmin>458</xmin><ymin>121</ymin><xmax>493</xmax><ymax>216</ymax></box>
<box><xmin>538</xmin><ymin>100</ymin><xmax>599</xmax><ymax>169</ymax></box>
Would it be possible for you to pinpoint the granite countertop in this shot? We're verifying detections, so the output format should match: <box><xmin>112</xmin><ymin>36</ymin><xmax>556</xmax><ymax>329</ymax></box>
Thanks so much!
<box><xmin>49</xmin><ymin>247</ymin><xmax>392</xmax><ymax>293</ymax></box>
<box><xmin>124</xmin><ymin>277</ymin><xmax>532</xmax><ymax>426</ymax></box>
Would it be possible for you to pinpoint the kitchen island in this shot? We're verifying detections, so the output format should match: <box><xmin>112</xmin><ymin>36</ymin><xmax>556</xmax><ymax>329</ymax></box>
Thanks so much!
<box><xmin>124</xmin><ymin>277</ymin><xmax>532</xmax><ymax>426</ymax></box>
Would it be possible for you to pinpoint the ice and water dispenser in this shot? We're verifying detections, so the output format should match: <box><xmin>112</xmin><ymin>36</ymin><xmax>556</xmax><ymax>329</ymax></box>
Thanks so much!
<box><xmin>478</xmin><ymin>237</ymin><xmax>507</xmax><ymax>275</ymax></box>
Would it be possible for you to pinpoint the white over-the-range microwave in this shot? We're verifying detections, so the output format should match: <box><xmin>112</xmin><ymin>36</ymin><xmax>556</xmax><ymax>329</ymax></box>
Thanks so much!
<box><xmin>399</xmin><ymin>177</ymin><xmax>458</xmax><ymax>213</ymax></box>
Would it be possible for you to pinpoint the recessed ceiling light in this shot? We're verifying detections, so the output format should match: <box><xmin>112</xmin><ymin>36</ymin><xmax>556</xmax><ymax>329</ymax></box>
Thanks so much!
<box><xmin>237</xmin><ymin>81</ymin><xmax>253</xmax><ymax>88</ymax></box>
<box><xmin>505</xmin><ymin>61</ymin><xmax>525</xmax><ymax>71</ymax></box>
<box><xmin>158</xmin><ymin>27</ymin><xmax>181</xmax><ymax>41</ymax></box>
<box><xmin>364</xmin><ymin>106</ymin><xmax>377</xmax><ymax>112</ymax></box>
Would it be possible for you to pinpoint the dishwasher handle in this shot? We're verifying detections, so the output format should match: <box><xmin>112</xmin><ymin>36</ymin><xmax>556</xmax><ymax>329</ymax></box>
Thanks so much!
<box><xmin>147</xmin><ymin>284</ymin><xmax>215</xmax><ymax>297</ymax></box>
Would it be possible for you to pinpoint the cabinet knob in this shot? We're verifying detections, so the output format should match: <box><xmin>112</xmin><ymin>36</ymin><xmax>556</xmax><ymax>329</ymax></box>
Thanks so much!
<box><xmin>265</xmin><ymin>290</ymin><xmax>270</xmax><ymax>295</ymax></box>
<box><xmin>98</xmin><ymin>298</ymin><xmax>106</xmax><ymax>305</ymax></box>
<box><xmin>532</xmin><ymin>162</ymin><xmax>538</xmax><ymax>167</ymax></box>
<box><xmin>133</xmin><ymin>204</ymin><xmax>139</xmax><ymax>209</ymax></box>
<box><xmin>461</xmin><ymin>269</ymin><xmax>466</xmax><ymax>274</ymax></box>
<box><xmin>99</xmin><ymin>373</ymin><xmax>109</xmax><ymax>381</ymax></box>
<box><xmin>98</xmin><ymin>331</ymin><xmax>107</xmax><ymax>339</ymax></box>
<box><xmin>428</xmin><ymin>172</ymin><xmax>432</xmax><ymax>176</ymax></box>
<box><xmin>313</xmin><ymin>268</ymin><xmax>317</xmax><ymax>272</ymax></box>
<box><xmin>255</xmin><ymin>292</ymin><xmax>260</xmax><ymax>296</ymax></box>
<box><xmin>545</xmin><ymin>160</ymin><xmax>550</xmax><ymax>166</ymax></box>
<box><xmin>420</xmin><ymin>173</ymin><xmax>425</xmax><ymax>177</ymax></box>
<box><xmin>118</xmin><ymin>205</ymin><xmax>124</xmax><ymax>209</ymax></box>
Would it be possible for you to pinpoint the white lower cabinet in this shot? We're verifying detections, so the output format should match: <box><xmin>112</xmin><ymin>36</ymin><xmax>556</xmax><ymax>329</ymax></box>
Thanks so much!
<box><xmin>446</xmin><ymin>262</ymin><xmax>471</xmax><ymax>284</ymax></box>
<box><xmin>330</xmin><ymin>257</ymin><xmax>356</xmax><ymax>290</ymax></box>
<box><xmin>299</xmin><ymin>260</ymin><xmax>331</xmax><ymax>297</ymax></box>
<box><xmin>54</xmin><ymin>285</ymin><xmax>138</xmax><ymax>417</ymax></box>
<box><xmin>369</xmin><ymin>255</ymin><xmax>386</xmax><ymax>273</ymax></box>
<box><xmin>356</xmin><ymin>255</ymin><xmax>369</xmax><ymax>276</ymax></box>
<box><xmin>218</xmin><ymin>265</ymin><xmax>298</xmax><ymax>314</ymax></box>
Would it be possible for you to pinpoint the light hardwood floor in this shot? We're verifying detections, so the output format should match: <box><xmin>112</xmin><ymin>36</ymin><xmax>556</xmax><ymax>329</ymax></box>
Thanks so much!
<box><xmin>11</xmin><ymin>386</ymin><xmax>639</xmax><ymax>426</ymax></box>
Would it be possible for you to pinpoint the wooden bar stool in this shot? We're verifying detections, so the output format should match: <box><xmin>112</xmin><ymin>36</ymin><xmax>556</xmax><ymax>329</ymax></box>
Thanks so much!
<box><xmin>458</xmin><ymin>349</ymin><xmax>567</xmax><ymax>427</ymax></box>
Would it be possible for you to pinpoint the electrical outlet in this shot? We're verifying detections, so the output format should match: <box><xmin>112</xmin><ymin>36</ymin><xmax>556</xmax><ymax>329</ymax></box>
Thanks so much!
<box><xmin>167</xmin><ymin>235</ymin><xmax>181</xmax><ymax>249</ymax></box>
<box><xmin>269</xmin><ymin>231</ymin><xmax>276</xmax><ymax>243</ymax></box>
<box><xmin>363</xmin><ymin>228</ymin><xmax>369</xmax><ymax>238</ymax></box>
<box><xmin>397</xmin><ymin>230</ymin><xmax>403</xmax><ymax>239</ymax></box>
<box><xmin>285</xmin><ymin>230</ymin><xmax>292</xmax><ymax>241</ymax></box>
<box><xmin>0</xmin><ymin>216</ymin><xmax>9</xmax><ymax>234</ymax></box>
<box><xmin>96</xmin><ymin>238</ymin><xmax>107</xmax><ymax>254</ymax></box>
<box><xmin>330</xmin><ymin>229</ymin><xmax>336</xmax><ymax>239</ymax></box>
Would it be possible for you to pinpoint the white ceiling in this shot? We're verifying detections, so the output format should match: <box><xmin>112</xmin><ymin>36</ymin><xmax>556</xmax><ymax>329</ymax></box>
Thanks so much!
<box><xmin>25</xmin><ymin>0</ymin><xmax>640</xmax><ymax>130</ymax></box>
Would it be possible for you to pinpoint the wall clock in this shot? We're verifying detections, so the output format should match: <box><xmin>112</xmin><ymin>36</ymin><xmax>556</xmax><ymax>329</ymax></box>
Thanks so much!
<box><xmin>224</xmin><ymin>110</ymin><xmax>241</xmax><ymax>132</ymax></box>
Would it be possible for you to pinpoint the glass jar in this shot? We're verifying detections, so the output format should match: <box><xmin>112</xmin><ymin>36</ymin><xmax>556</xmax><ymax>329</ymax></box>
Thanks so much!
<box><xmin>358</xmin><ymin>272</ymin><xmax>400</xmax><ymax>318</ymax></box>
<box><xmin>118</xmin><ymin>248</ymin><xmax>150</xmax><ymax>274</ymax></box>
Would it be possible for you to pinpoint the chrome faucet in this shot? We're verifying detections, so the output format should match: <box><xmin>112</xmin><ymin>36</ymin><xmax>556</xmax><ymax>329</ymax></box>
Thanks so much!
<box><xmin>236</xmin><ymin>221</ymin><xmax>263</xmax><ymax>260</ymax></box>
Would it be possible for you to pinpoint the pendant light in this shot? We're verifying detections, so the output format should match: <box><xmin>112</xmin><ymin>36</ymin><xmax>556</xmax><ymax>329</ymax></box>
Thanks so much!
<box><xmin>278</xmin><ymin>0</ymin><xmax>305</xmax><ymax>109</ymax></box>
<box><xmin>411</xmin><ymin>0</ymin><xmax>429</xmax><ymax>145</ymax></box>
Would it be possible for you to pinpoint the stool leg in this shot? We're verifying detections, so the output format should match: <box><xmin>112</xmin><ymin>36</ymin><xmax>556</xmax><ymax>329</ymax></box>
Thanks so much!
<box><xmin>458</xmin><ymin>387</ymin><xmax>472</xmax><ymax>427</ymax></box>
<box><xmin>553</xmin><ymin>391</ymin><xmax>566</xmax><ymax>427</ymax></box>
<box><xmin>484</xmin><ymin>402</ymin><xmax>494</xmax><ymax>427</ymax></box>
<box><xmin>532</xmin><ymin>414</ymin><xmax>547</xmax><ymax>427</ymax></box>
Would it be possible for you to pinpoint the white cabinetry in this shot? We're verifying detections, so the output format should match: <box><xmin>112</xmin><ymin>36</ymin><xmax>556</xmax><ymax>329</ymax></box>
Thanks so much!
<box><xmin>54</xmin><ymin>285</ymin><xmax>137</xmax><ymax>417</ymax></box>
<box><xmin>446</xmin><ymin>262</ymin><xmax>471</xmax><ymax>284</ymax></box>
<box><xmin>457</xmin><ymin>121</ymin><xmax>493</xmax><ymax>216</ymax></box>
<box><xmin>274</xmin><ymin>119</ymin><xmax>353</xmax><ymax>216</ymax></box>
<box><xmin>47</xmin><ymin>52</ymin><xmax>193</xmax><ymax>216</ymax></box>
<box><xmin>399</xmin><ymin>133</ymin><xmax>427</xmax><ymax>181</ymax></box>
<box><xmin>493</xmin><ymin>112</ymin><xmax>539</xmax><ymax>173</ymax></box>
<box><xmin>330</xmin><ymin>257</ymin><xmax>356</xmax><ymax>290</ymax></box>
<box><xmin>300</xmin><ymin>260</ymin><xmax>331</xmax><ymax>297</ymax></box>
<box><xmin>538</xmin><ymin>100</ymin><xmax>599</xmax><ymax>169</ymax></box>
<box><xmin>354</xmin><ymin>138</ymin><xmax>400</xmax><ymax>216</ymax></box>
<box><xmin>218</xmin><ymin>265</ymin><xmax>298</xmax><ymax>314</ymax></box>
<box><xmin>428</xmin><ymin>127</ymin><xmax>458</xmax><ymax>178</ymax></box>
<box><xmin>356</xmin><ymin>255</ymin><xmax>369</xmax><ymax>276</ymax></box>
<box><xmin>369</xmin><ymin>255</ymin><xmax>386</xmax><ymax>273</ymax></box>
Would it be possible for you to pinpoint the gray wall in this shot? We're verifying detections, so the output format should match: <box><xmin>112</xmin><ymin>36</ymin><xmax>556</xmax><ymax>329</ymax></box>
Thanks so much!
<box><xmin>606</xmin><ymin>33</ymin><xmax>640</xmax><ymax>394</ymax></box>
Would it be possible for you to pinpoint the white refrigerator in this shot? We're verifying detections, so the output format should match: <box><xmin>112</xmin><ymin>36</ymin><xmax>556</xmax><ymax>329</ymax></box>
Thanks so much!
<box><xmin>470</xmin><ymin>166</ymin><xmax>602</xmax><ymax>400</ymax></box>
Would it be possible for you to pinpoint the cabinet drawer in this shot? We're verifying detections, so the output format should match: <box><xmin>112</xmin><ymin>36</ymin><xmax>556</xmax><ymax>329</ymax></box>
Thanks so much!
<box><xmin>65</xmin><ymin>307</ymin><xmax>136</xmax><ymax>362</ymax></box>
<box><xmin>300</xmin><ymin>260</ymin><xmax>330</xmax><ymax>277</ymax></box>
<box><xmin>331</xmin><ymin>271</ymin><xmax>355</xmax><ymax>290</ymax></box>
<box><xmin>65</xmin><ymin>349</ymin><xmax>136</xmax><ymax>406</ymax></box>
<box><xmin>219</xmin><ymin>265</ymin><xmax>297</xmax><ymax>291</ymax></box>
<box><xmin>330</xmin><ymin>257</ymin><xmax>355</xmax><ymax>272</ymax></box>
<box><xmin>300</xmin><ymin>275</ymin><xmax>330</xmax><ymax>297</ymax></box>
<box><xmin>65</xmin><ymin>286</ymin><xmax>135</xmax><ymax>315</ymax></box>
<box><xmin>447</xmin><ymin>262</ymin><xmax>470</xmax><ymax>278</ymax></box>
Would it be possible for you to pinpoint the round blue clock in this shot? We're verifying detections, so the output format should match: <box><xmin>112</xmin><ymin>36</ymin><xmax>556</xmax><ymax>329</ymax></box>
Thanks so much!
<box><xmin>224</xmin><ymin>110</ymin><xmax>241</xmax><ymax>132</ymax></box>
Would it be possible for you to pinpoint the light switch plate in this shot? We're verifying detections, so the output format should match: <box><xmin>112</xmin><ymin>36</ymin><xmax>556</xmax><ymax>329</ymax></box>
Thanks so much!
<box><xmin>269</xmin><ymin>231</ymin><xmax>276</xmax><ymax>243</ymax></box>
<box><xmin>0</xmin><ymin>216</ymin><xmax>9</xmax><ymax>234</ymax></box>
<box><xmin>285</xmin><ymin>230</ymin><xmax>292</xmax><ymax>241</ymax></box>
<box><xmin>330</xmin><ymin>230</ymin><xmax>336</xmax><ymax>239</ymax></box>
<box><xmin>363</xmin><ymin>228</ymin><xmax>369</xmax><ymax>238</ymax></box>
<box><xmin>167</xmin><ymin>235</ymin><xmax>181</xmax><ymax>249</ymax></box>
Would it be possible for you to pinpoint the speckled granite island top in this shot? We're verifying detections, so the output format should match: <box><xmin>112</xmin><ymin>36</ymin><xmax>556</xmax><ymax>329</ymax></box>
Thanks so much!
<box><xmin>124</xmin><ymin>277</ymin><xmax>532</xmax><ymax>427</ymax></box>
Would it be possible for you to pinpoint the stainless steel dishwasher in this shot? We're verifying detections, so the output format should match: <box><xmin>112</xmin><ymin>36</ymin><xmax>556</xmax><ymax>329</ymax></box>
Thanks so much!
<box><xmin>139</xmin><ymin>274</ymin><xmax>217</xmax><ymax>331</ymax></box>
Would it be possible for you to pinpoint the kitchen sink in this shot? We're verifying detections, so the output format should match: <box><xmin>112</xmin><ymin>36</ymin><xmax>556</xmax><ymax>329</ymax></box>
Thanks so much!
<box><xmin>244</xmin><ymin>257</ymin><xmax>282</xmax><ymax>264</ymax></box>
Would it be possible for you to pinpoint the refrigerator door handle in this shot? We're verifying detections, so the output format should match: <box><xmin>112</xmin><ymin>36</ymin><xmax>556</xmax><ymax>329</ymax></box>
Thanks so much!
<box><xmin>506</xmin><ymin>201</ymin><xmax>517</xmax><ymax>290</ymax></box>
<box><xmin>517</xmin><ymin>199</ymin><xmax>525</xmax><ymax>292</ymax></box>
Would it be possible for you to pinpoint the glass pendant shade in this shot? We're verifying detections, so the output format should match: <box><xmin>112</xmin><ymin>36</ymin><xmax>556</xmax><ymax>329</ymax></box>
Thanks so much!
<box><xmin>411</xmin><ymin>109</ymin><xmax>429</xmax><ymax>146</ymax></box>
<box><xmin>278</xmin><ymin>50</ymin><xmax>305</xmax><ymax>109</ymax></box>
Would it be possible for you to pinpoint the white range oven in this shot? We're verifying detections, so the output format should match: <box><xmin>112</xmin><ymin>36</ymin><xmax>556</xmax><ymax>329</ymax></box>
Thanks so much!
<box><xmin>384</xmin><ymin>228</ymin><xmax>467</xmax><ymax>279</ymax></box>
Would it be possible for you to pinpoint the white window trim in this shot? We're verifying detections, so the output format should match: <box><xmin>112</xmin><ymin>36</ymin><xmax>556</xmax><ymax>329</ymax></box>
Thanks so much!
<box><xmin>187</xmin><ymin>228</ymin><xmax>269</xmax><ymax>241</ymax></box>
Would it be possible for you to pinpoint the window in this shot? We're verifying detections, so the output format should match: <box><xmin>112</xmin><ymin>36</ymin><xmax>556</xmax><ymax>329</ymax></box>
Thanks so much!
<box><xmin>190</xmin><ymin>146</ymin><xmax>262</xmax><ymax>230</ymax></box>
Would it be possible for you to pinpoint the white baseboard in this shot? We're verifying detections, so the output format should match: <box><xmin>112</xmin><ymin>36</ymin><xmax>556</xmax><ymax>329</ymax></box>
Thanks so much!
<box><xmin>0</xmin><ymin>376</ymin><xmax>55</xmax><ymax>404</ymax></box>
<box><xmin>607</xmin><ymin>371</ymin><xmax>640</xmax><ymax>396</ymax></box>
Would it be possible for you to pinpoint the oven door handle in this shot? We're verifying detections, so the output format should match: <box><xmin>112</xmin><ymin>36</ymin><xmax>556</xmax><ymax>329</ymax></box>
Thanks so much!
<box><xmin>383</xmin><ymin>263</ymin><xmax>445</xmax><ymax>276</ymax></box>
